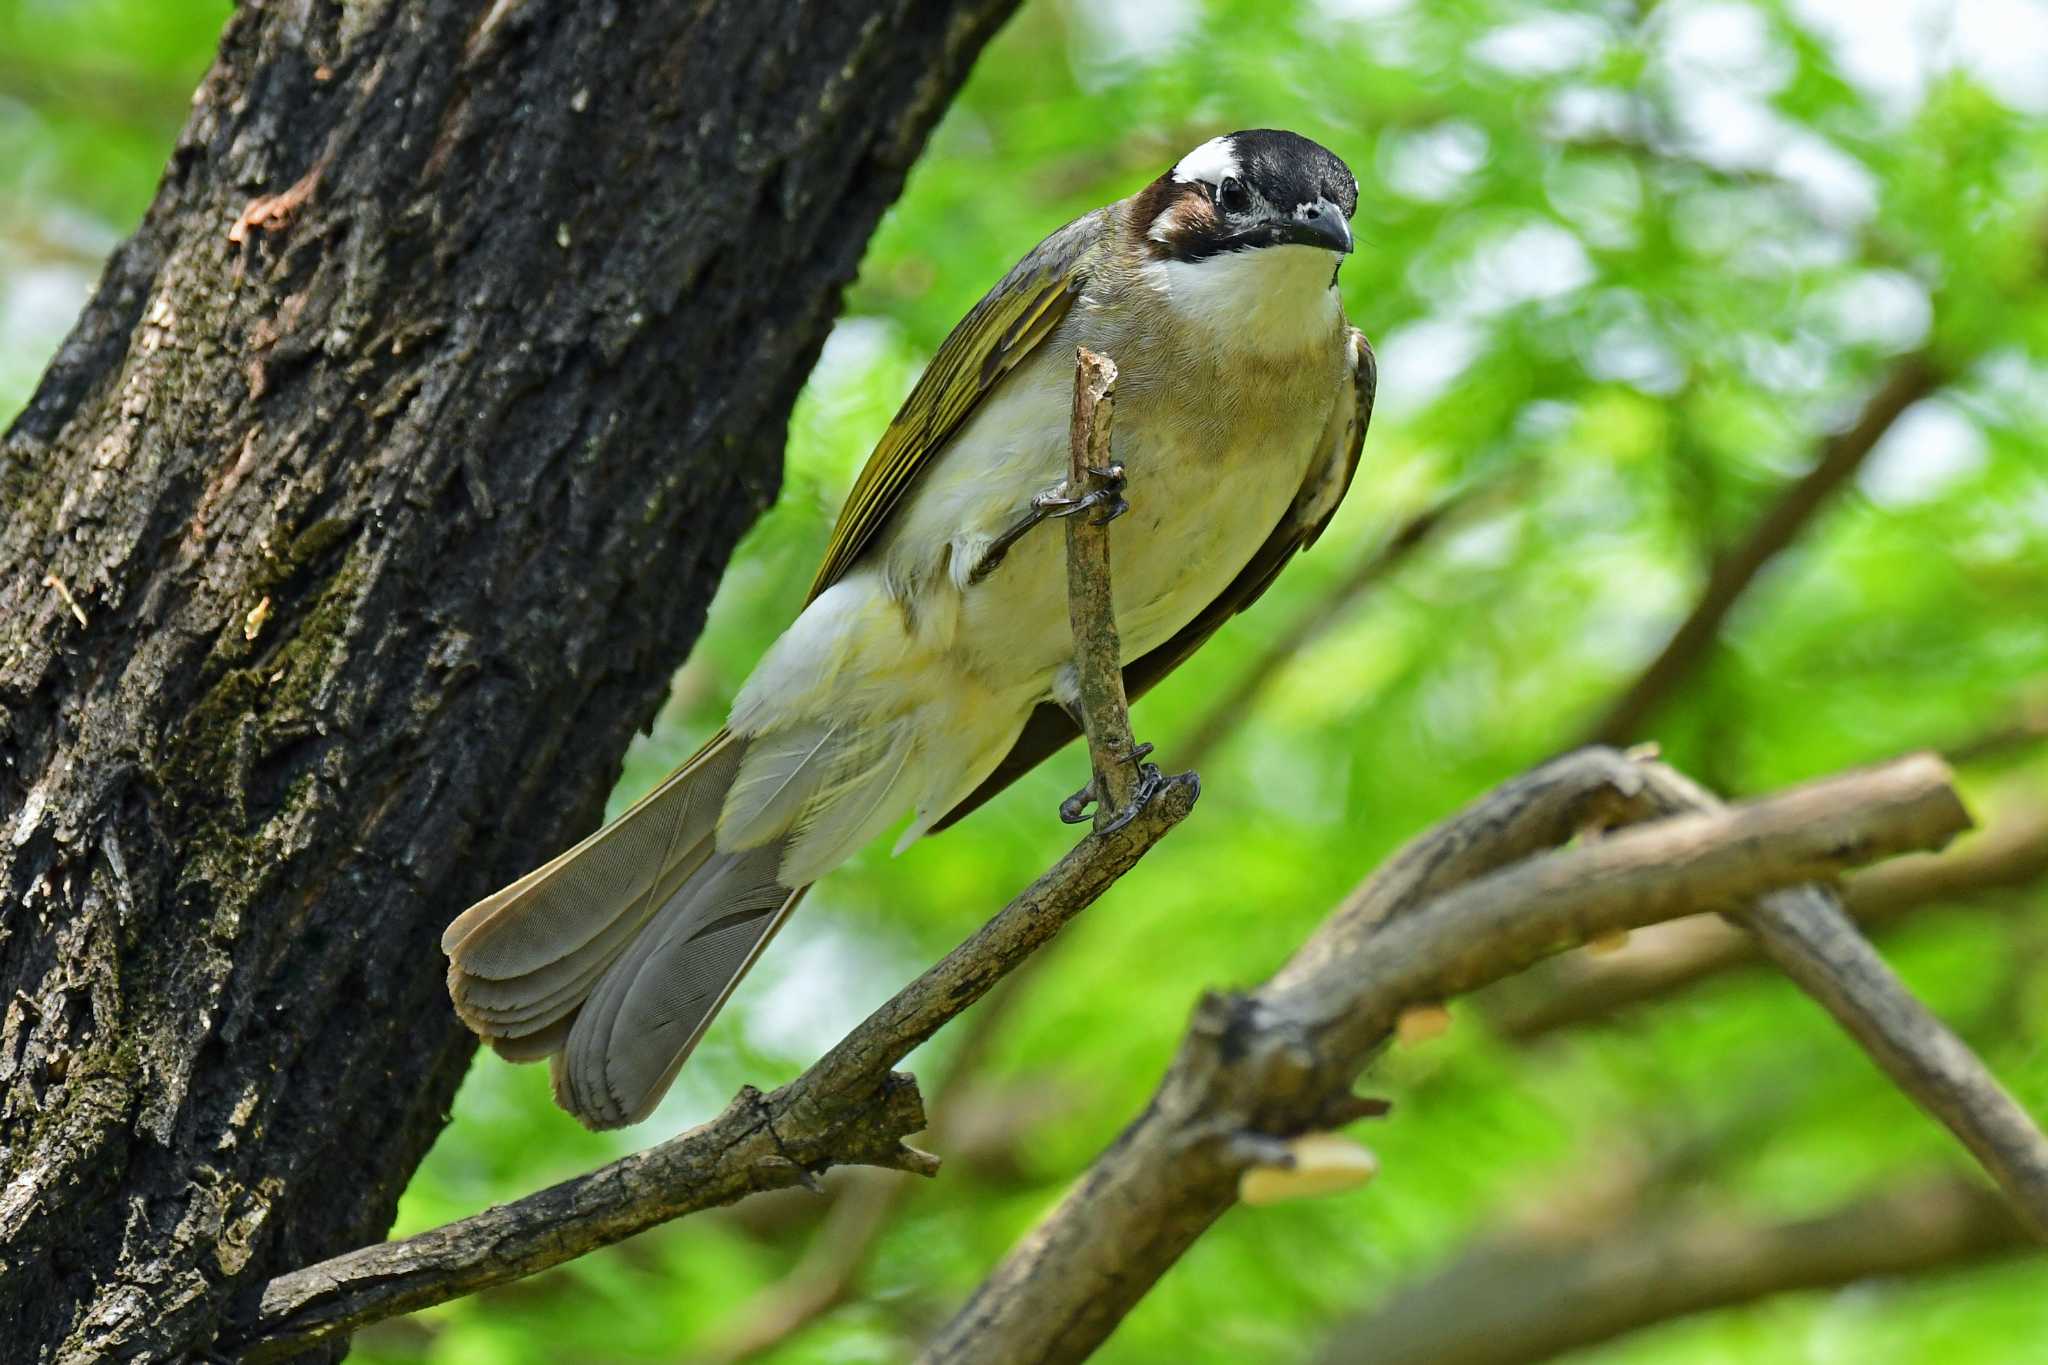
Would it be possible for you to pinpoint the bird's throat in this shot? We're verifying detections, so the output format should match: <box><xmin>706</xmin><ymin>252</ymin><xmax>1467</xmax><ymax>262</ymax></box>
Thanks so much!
<box><xmin>1147</xmin><ymin>244</ymin><xmax>1343</xmax><ymax>355</ymax></box>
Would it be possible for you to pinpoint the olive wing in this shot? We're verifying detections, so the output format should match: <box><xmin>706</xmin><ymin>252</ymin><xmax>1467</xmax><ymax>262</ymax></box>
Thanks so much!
<box><xmin>804</xmin><ymin>209</ymin><xmax>1108</xmax><ymax>602</ymax></box>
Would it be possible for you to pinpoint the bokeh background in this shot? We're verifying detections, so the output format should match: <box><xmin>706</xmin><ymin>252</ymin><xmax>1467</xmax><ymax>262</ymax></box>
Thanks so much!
<box><xmin>7</xmin><ymin>0</ymin><xmax>2048</xmax><ymax>1361</ymax></box>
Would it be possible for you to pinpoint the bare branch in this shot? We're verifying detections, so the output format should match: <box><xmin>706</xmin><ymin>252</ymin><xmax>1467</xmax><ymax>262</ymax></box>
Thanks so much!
<box><xmin>919</xmin><ymin>750</ymin><xmax>1972</xmax><ymax>1364</ymax></box>
<box><xmin>222</xmin><ymin>349</ymin><xmax>1200</xmax><ymax>1361</ymax></box>
<box><xmin>1063</xmin><ymin>346</ymin><xmax>1144</xmax><ymax>828</ymax></box>
<box><xmin>1176</xmin><ymin>489</ymin><xmax>1469</xmax><ymax>769</ymax></box>
<box><xmin>1485</xmin><ymin>805</ymin><xmax>2048</xmax><ymax>1038</ymax></box>
<box><xmin>1313</xmin><ymin>1174</ymin><xmax>2030</xmax><ymax>1365</ymax></box>
<box><xmin>690</xmin><ymin>969</ymin><xmax>1048</xmax><ymax>1365</ymax></box>
<box><xmin>1627</xmin><ymin>761</ymin><xmax>2048</xmax><ymax>1239</ymax></box>
<box><xmin>1584</xmin><ymin>354</ymin><xmax>1942</xmax><ymax>747</ymax></box>
<box><xmin>1945</xmin><ymin>689</ymin><xmax>2048</xmax><ymax>767</ymax></box>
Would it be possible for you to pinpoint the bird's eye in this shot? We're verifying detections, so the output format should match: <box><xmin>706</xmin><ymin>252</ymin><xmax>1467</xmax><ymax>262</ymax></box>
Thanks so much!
<box><xmin>1216</xmin><ymin>176</ymin><xmax>1249</xmax><ymax>214</ymax></box>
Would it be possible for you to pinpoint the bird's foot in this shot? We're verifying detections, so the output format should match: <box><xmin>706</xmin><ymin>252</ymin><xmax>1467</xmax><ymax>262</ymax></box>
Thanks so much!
<box><xmin>969</xmin><ymin>466</ymin><xmax>1131</xmax><ymax>585</ymax></box>
<box><xmin>1034</xmin><ymin>463</ymin><xmax>1128</xmax><ymax>527</ymax></box>
<box><xmin>1059</xmin><ymin>742</ymin><xmax>1160</xmax><ymax>831</ymax></box>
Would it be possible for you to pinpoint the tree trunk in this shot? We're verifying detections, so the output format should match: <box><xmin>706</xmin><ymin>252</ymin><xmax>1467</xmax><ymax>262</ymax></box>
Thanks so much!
<box><xmin>0</xmin><ymin>1</ymin><xmax>1017</xmax><ymax>1358</ymax></box>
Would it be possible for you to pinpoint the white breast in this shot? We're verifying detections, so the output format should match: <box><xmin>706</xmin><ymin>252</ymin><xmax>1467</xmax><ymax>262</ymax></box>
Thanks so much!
<box><xmin>882</xmin><ymin>239</ymin><xmax>1346</xmax><ymax>701</ymax></box>
<box><xmin>724</xmin><ymin>238</ymin><xmax>1350</xmax><ymax>862</ymax></box>
<box><xmin>1145</xmin><ymin>244</ymin><xmax>1343</xmax><ymax>354</ymax></box>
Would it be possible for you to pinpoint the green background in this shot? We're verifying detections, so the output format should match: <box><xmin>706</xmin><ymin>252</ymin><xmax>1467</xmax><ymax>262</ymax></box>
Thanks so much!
<box><xmin>6</xmin><ymin>0</ymin><xmax>2046</xmax><ymax>1360</ymax></box>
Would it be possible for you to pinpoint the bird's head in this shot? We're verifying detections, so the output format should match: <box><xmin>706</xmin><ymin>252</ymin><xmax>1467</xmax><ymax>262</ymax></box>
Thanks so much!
<box><xmin>1134</xmin><ymin>129</ymin><xmax>1358</xmax><ymax>265</ymax></box>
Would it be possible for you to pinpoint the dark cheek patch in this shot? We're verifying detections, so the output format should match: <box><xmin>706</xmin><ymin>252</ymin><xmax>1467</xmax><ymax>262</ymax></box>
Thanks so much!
<box><xmin>1176</xmin><ymin>186</ymin><xmax>1218</xmax><ymax>235</ymax></box>
<box><xmin>1147</xmin><ymin>185</ymin><xmax>1220</xmax><ymax>261</ymax></box>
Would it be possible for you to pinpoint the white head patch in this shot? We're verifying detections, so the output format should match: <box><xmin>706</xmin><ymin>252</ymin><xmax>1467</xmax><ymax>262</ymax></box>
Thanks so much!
<box><xmin>1171</xmin><ymin>136</ymin><xmax>1240</xmax><ymax>186</ymax></box>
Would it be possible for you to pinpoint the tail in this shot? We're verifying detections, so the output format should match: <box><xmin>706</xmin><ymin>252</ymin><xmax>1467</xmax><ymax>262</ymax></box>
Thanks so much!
<box><xmin>445</xmin><ymin>611</ymin><xmax>996</xmax><ymax>1128</ymax></box>
<box><xmin>443</xmin><ymin>733</ymin><xmax>804</xmax><ymax>1129</ymax></box>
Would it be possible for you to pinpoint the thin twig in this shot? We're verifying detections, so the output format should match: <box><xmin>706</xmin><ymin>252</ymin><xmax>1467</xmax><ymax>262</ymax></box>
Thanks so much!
<box><xmin>1945</xmin><ymin>690</ymin><xmax>2048</xmax><ymax>767</ymax></box>
<box><xmin>919</xmin><ymin>750</ymin><xmax>1972</xmax><ymax>1364</ymax></box>
<box><xmin>1484</xmin><ymin>805</ymin><xmax>2048</xmax><ymax>1038</ymax></box>
<box><xmin>1063</xmin><ymin>346</ymin><xmax>1142</xmax><ymax>828</ymax></box>
<box><xmin>1176</xmin><ymin>489</ymin><xmax>1469</xmax><ymax>769</ymax></box>
<box><xmin>221</xmin><ymin>349</ymin><xmax>1199</xmax><ymax>1361</ymax></box>
<box><xmin>1312</xmin><ymin>1174</ymin><xmax>2030</xmax><ymax>1365</ymax></box>
<box><xmin>1583</xmin><ymin>354</ymin><xmax>1942</xmax><ymax>747</ymax></box>
<box><xmin>688</xmin><ymin>969</ymin><xmax>1046</xmax><ymax>1365</ymax></box>
<box><xmin>1627</xmin><ymin>762</ymin><xmax>2048</xmax><ymax>1239</ymax></box>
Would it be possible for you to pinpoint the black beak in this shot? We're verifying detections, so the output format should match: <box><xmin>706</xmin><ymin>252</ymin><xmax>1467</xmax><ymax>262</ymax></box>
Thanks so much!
<box><xmin>1282</xmin><ymin>196</ymin><xmax>1353</xmax><ymax>255</ymax></box>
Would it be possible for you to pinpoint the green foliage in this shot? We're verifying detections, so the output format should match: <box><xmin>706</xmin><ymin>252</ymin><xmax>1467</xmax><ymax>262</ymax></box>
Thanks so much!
<box><xmin>6</xmin><ymin>0</ymin><xmax>2046</xmax><ymax>1361</ymax></box>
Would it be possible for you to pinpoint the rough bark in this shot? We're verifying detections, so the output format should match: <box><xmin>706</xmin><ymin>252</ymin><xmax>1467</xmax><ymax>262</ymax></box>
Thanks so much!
<box><xmin>0</xmin><ymin>1</ymin><xmax>1019</xmax><ymax>1359</ymax></box>
<box><xmin>1482</xmin><ymin>806</ymin><xmax>2048</xmax><ymax>1039</ymax></box>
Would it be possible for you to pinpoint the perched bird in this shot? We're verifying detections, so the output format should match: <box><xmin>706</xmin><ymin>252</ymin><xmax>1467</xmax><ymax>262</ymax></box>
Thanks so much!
<box><xmin>444</xmin><ymin>129</ymin><xmax>1376</xmax><ymax>1128</ymax></box>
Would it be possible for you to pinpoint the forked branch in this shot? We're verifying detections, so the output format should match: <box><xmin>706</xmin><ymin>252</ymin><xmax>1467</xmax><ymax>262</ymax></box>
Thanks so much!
<box><xmin>1483</xmin><ymin>805</ymin><xmax>2048</xmax><ymax>1037</ymax></box>
<box><xmin>1624</xmin><ymin>761</ymin><xmax>2048</xmax><ymax>1237</ymax></box>
<box><xmin>920</xmin><ymin>750</ymin><xmax>1984</xmax><ymax>1364</ymax></box>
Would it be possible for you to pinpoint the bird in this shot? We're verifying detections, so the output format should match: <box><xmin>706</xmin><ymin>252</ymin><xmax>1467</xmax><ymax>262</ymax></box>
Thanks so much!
<box><xmin>443</xmin><ymin>128</ymin><xmax>1376</xmax><ymax>1129</ymax></box>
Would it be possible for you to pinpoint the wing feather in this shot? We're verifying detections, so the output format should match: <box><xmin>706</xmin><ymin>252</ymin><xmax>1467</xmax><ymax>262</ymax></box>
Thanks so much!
<box><xmin>804</xmin><ymin>210</ymin><xmax>1107</xmax><ymax>601</ymax></box>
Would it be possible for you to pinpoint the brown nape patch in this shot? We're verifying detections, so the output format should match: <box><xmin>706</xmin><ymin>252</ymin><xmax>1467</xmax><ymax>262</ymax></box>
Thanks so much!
<box><xmin>1129</xmin><ymin>176</ymin><xmax>1216</xmax><ymax>261</ymax></box>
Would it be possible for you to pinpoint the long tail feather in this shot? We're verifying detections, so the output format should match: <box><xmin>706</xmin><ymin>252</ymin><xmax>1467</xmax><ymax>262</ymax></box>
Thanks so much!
<box><xmin>444</xmin><ymin>734</ymin><xmax>743</xmax><ymax>1054</ymax></box>
<box><xmin>553</xmin><ymin>844</ymin><xmax>803</xmax><ymax>1127</ymax></box>
<box><xmin>444</xmin><ymin>734</ymin><xmax>742</xmax><ymax>976</ymax></box>
<box><xmin>445</xmin><ymin>729</ymin><xmax>811</xmax><ymax>1128</ymax></box>
<box><xmin>445</xmin><ymin>698</ymin><xmax>928</xmax><ymax>1128</ymax></box>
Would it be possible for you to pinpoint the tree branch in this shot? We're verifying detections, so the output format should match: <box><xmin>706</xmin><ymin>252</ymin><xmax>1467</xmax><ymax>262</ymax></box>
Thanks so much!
<box><xmin>221</xmin><ymin>350</ymin><xmax>1199</xmax><ymax>1360</ymax></box>
<box><xmin>919</xmin><ymin>750</ymin><xmax>1974</xmax><ymax>1364</ymax></box>
<box><xmin>1312</xmin><ymin>1174</ymin><xmax>2031</xmax><ymax>1365</ymax></box>
<box><xmin>689</xmin><ymin>969</ymin><xmax>1046</xmax><ymax>1365</ymax></box>
<box><xmin>1625</xmin><ymin>762</ymin><xmax>2048</xmax><ymax>1238</ymax></box>
<box><xmin>1484</xmin><ymin>805</ymin><xmax>2048</xmax><ymax>1038</ymax></box>
<box><xmin>1063</xmin><ymin>346</ymin><xmax>1146</xmax><ymax>826</ymax></box>
<box><xmin>1583</xmin><ymin>354</ymin><xmax>1942</xmax><ymax>746</ymax></box>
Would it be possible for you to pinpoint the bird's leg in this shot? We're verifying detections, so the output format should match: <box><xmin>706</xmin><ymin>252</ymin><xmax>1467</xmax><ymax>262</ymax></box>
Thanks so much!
<box><xmin>966</xmin><ymin>464</ymin><xmax>1129</xmax><ymax>586</ymax></box>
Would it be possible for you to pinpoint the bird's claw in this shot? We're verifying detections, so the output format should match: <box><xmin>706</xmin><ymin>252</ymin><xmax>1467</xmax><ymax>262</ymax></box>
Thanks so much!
<box><xmin>1087</xmin><ymin>493</ymin><xmax>1130</xmax><ymax>527</ymax></box>
<box><xmin>1059</xmin><ymin>743</ymin><xmax>1159</xmax><ymax>829</ymax></box>
<box><xmin>1084</xmin><ymin>464</ymin><xmax>1129</xmax><ymax>526</ymax></box>
<box><xmin>1033</xmin><ymin>464</ymin><xmax>1129</xmax><ymax>527</ymax></box>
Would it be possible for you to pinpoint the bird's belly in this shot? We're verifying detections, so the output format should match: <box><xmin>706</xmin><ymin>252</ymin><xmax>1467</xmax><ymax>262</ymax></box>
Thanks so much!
<box><xmin>951</xmin><ymin>424</ymin><xmax>1316</xmax><ymax>698</ymax></box>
